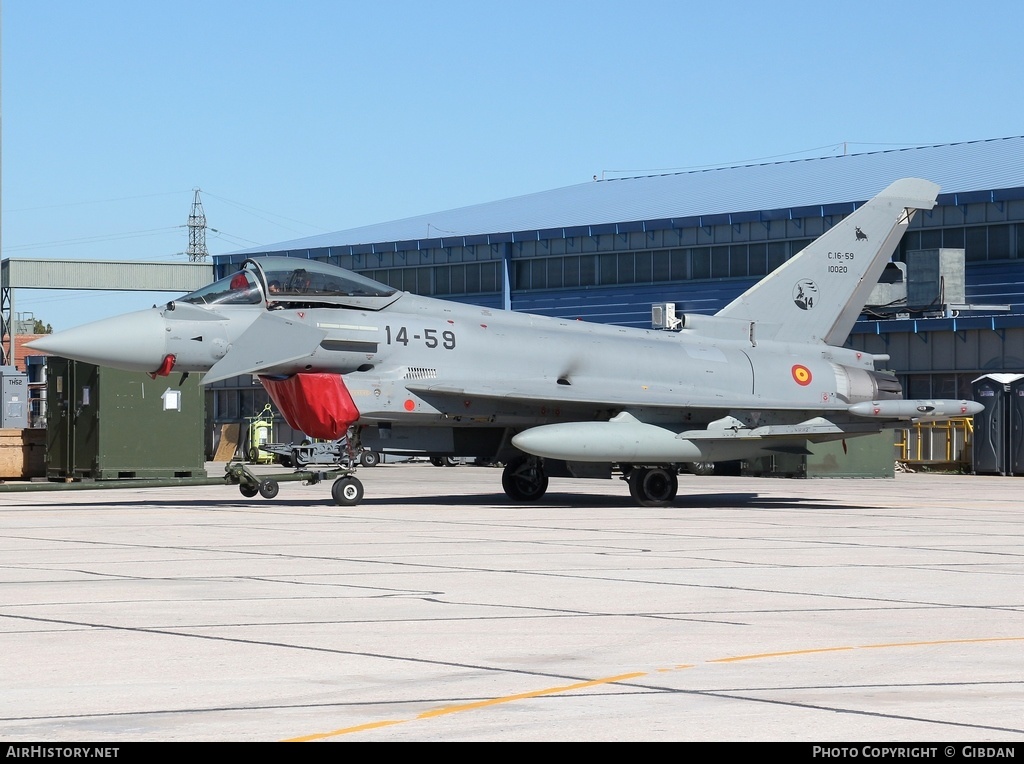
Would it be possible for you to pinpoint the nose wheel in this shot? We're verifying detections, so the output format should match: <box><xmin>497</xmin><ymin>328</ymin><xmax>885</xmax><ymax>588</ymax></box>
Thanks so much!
<box><xmin>331</xmin><ymin>475</ymin><xmax>364</xmax><ymax>506</ymax></box>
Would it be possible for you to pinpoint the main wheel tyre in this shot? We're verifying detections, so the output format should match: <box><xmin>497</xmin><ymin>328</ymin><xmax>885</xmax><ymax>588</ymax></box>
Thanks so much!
<box><xmin>501</xmin><ymin>457</ymin><xmax>548</xmax><ymax>502</ymax></box>
<box><xmin>258</xmin><ymin>479</ymin><xmax>280</xmax><ymax>499</ymax></box>
<box><xmin>359</xmin><ymin>451</ymin><xmax>381</xmax><ymax>468</ymax></box>
<box><xmin>442</xmin><ymin>456</ymin><xmax>459</xmax><ymax>467</ymax></box>
<box><xmin>239</xmin><ymin>483</ymin><xmax>259</xmax><ymax>498</ymax></box>
<box><xmin>331</xmin><ymin>475</ymin><xmax>364</xmax><ymax>506</ymax></box>
<box><xmin>430</xmin><ymin>457</ymin><xmax>444</xmax><ymax>467</ymax></box>
<box><xmin>628</xmin><ymin>467</ymin><xmax>678</xmax><ymax>507</ymax></box>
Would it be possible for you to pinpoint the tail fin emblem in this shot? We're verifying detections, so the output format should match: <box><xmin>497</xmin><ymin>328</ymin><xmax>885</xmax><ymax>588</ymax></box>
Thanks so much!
<box><xmin>792</xmin><ymin>279</ymin><xmax>818</xmax><ymax>311</ymax></box>
<box><xmin>855</xmin><ymin>227</ymin><xmax>868</xmax><ymax>241</ymax></box>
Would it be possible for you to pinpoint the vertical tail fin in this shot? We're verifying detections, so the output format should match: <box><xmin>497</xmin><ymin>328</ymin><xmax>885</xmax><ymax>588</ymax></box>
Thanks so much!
<box><xmin>716</xmin><ymin>178</ymin><xmax>939</xmax><ymax>345</ymax></box>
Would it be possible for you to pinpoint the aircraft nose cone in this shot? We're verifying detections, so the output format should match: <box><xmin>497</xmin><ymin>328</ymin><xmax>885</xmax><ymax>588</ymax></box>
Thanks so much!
<box><xmin>27</xmin><ymin>309</ymin><xmax>169</xmax><ymax>373</ymax></box>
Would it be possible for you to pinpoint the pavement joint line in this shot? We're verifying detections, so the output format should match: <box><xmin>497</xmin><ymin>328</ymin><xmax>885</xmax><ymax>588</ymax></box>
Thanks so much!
<box><xmin>284</xmin><ymin>635</ymin><xmax>1024</xmax><ymax>741</ymax></box>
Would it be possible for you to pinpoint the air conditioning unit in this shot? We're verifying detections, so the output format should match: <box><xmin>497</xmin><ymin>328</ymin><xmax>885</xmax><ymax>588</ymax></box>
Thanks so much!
<box><xmin>651</xmin><ymin>302</ymin><xmax>681</xmax><ymax>330</ymax></box>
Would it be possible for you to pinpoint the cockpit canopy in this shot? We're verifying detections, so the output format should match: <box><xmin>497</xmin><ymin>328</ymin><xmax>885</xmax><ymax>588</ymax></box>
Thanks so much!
<box><xmin>179</xmin><ymin>270</ymin><xmax>263</xmax><ymax>307</ymax></box>
<box><xmin>178</xmin><ymin>256</ymin><xmax>401</xmax><ymax>310</ymax></box>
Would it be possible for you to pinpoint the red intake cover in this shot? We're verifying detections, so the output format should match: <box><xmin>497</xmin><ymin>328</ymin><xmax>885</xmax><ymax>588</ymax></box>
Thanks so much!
<box><xmin>259</xmin><ymin>373</ymin><xmax>359</xmax><ymax>440</ymax></box>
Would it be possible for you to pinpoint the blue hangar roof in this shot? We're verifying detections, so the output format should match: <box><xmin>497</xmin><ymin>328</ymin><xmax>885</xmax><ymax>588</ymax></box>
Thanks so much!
<box><xmin>230</xmin><ymin>136</ymin><xmax>1024</xmax><ymax>255</ymax></box>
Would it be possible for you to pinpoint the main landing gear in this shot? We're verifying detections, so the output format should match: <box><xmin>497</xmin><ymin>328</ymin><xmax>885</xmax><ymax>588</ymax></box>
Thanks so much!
<box><xmin>625</xmin><ymin>466</ymin><xmax>678</xmax><ymax>507</ymax></box>
<box><xmin>501</xmin><ymin>455</ymin><xmax>549</xmax><ymax>501</ymax></box>
<box><xmin>499</xmin><ymin>457</ymin><xmax>681</xmax><ymax>507</ymax></box>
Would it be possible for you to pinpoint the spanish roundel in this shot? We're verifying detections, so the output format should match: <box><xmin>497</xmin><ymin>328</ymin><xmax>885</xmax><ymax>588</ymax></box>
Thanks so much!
<box><xmin>791</xmin><ymin>364</ymin><xmax>813</xmax><ymax>386</ymax></box>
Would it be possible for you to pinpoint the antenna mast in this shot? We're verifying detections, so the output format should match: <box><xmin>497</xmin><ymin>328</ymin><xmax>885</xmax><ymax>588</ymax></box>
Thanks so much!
<box><xmin>186</xmin><ymin>188</ymin><xmax>209</xmax><ymax>262</ymax></box>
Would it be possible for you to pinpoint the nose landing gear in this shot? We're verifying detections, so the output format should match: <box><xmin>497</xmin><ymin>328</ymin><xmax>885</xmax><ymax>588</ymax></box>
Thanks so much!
<box><xmin>331</xmin><ymin>475</ymin><xmax>364</xmax><ymax>506</ymax></box>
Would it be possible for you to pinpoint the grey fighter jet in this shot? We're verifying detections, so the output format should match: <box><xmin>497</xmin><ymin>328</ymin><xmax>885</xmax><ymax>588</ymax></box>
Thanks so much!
<box><xmin>30</xmin><ymin>178</ymin><xmax>982</xmax><ymax>506</ymax></box>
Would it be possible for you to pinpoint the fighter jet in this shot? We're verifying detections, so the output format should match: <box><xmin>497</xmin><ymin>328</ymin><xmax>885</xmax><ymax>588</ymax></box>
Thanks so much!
<box><xmin>30</xmin><ymin>178</ymin><xmax>982</xmax><ymax>506</ymax></box>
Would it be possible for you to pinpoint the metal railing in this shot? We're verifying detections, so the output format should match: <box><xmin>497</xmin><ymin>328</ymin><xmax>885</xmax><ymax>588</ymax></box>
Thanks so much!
<box><xmin>895</xmin><ymin>417</ymin><xmax>975</xmax><ymax>466</ymax></box>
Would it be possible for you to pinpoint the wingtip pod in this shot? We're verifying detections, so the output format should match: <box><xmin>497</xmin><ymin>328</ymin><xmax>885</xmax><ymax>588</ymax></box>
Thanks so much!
<box><xmin>849</xmin><ymin>399</ymin><xmax>983</xmax><ymax>420</ymax></box>
<box><xmin>875</xmin><ymin>177</ymin><xmax>940</xmax><ymax>211</ymax></box>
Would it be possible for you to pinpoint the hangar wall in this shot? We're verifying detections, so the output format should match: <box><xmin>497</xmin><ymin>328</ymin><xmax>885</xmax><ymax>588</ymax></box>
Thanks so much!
<box><xmin>215</xmin><ymin>197</ymin><xmax>1024</xmax><ymax>327</ymax></box>
<box><xmin>848</xmin><ymin>323</ymin><xmax>1024</xmax><ymax>400</ymax></box>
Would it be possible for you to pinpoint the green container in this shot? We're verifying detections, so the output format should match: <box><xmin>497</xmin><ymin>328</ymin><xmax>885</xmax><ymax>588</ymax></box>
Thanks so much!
<box><xmin>46</xmin><ymin>358</ymin><xmax>206</xmax><ymax>480</ymax></box>
<box><xmin>742</xmin><ymin>431</ymin><xmax>895</xmax><ymax>479</ymax></box>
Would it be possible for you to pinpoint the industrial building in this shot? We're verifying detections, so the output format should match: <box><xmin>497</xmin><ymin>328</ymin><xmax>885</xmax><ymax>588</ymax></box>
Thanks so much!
<box><xmin>206</xmin><ymin>136</ymin><xmax>1024</xmax><ymax>452</ymax></box>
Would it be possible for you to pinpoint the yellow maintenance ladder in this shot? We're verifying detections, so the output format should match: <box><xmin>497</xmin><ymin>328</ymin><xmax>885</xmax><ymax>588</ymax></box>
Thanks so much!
<box><xmin>894</xmin><ymin>417</ymin><xmax>975</xmax><ymax>470</ymax></box>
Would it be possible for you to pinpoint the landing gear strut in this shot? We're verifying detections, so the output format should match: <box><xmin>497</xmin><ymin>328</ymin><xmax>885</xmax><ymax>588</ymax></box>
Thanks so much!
<box><xmin>627</xmin><ymin>467</ymin><xmax>678</xmax><ymax>507</ymax></box>
<box><xmin>501</xmin><ymin>456</ymin><xmax>548</xmax><ymax>501</ymax></box>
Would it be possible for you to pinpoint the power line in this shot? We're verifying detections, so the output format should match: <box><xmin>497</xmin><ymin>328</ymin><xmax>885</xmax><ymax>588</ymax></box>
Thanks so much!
<box><xmin>207</xmin><ymin>228</ymin><xmax>263</xmax><ymax>247</ymax></box>
<box><xmin>202</xmin><ymin>190</ymin><xmax>330</xmax><ymax>235</ymax></box>
<box><xmin>4</xmin><ymin>226</ymin><xmax>184</xmax><ymax>252</ymax></box>
<box><xmin>599</xmin><ymin>140</ymin><xmax>941</xmax><ymax>178</ymax></box>
<box><xmin>3</xmin><ymin>190</ymin><xmax>191</xmax><ymax>214</ymax></box>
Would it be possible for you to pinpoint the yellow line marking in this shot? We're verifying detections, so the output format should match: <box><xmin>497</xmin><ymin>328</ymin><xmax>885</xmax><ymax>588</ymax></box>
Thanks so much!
<box><xmin>417</xmin><ymin>672</ymin><xmax>647</xmax><ymax>720</ymax></box>
<box><xmin>285</xmin><ymin>671</ymin><xmax>654</xmax><ymax>741</ymax></box>
<box><xmin>287</xmin><ymin>636</ymin><xmax>1023</xmax><ymax>741</ymax></box>
<box><xmin>711</xmin><ymin>646</ymin><xmax>855</xmax><ymax>663</ymax></box>
<box><xmin>859</xmin><ymin>636</ymin><xmax>1024</xmax><ymax>649</ymax></box>
<box><xmin>285</xmin><ymin>719</ymin><xmax>406</xmax><ymax>742</ymax></box>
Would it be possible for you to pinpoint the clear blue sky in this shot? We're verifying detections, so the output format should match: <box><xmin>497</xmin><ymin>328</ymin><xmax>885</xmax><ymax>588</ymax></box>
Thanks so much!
<box><xmin>5</xmin><ymin>0</ymin><xmax>1024</xmax><ymax>331</ymax></box>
